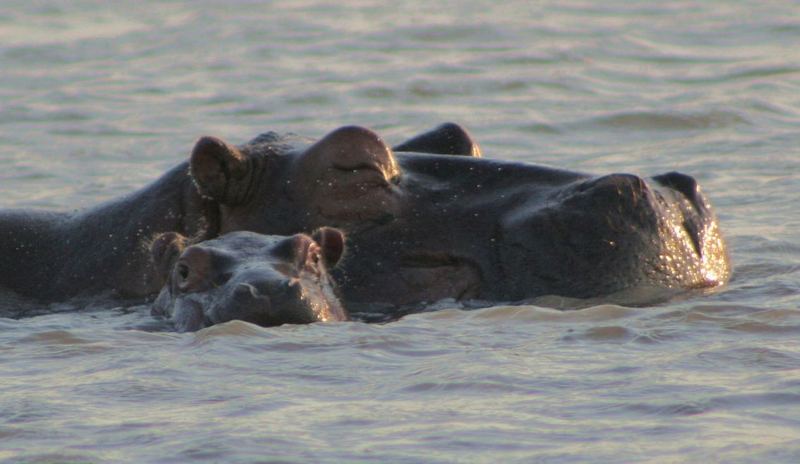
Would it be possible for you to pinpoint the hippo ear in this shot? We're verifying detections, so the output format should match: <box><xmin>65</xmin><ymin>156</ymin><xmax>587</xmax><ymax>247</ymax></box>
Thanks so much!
<box><xmin>190</xmin><ymin>136</ymin><xmax>253</xmax><ymax>205</ymax></box>
<box><xmin>312</xmin><ymin>227</ymin><xmax>345</xmax><ymax>267</ymax></box>
<box><xmin>150</xmin><ymin>232</ymin><xmax>188</xmax><ymax>282</ymax></box>
<box><xmin>393</xmin><ymin>122</ymin><xmax>482</xmax><ymax>157</ymax></box>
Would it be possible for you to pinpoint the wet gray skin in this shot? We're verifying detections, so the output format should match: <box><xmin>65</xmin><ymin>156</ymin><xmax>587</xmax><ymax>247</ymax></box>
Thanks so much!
<box><xmin>0</xmin><ymin>163</ymin><xmax>212</xmax><ymax>301</ymax></box>
<box><xmin>150</xmin><ymin>228</ymin><xmax>347</xmax><ymax>332</ymax></box>
<box><xmin>188</xmin><ymin>123</ymin><xmax>730</xmax><ymax>314</ymax></box>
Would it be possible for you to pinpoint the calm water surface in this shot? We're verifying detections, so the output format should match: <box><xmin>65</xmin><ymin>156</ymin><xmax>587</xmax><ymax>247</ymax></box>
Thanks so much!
<box><xmin>1</xmin><ymin>1</ymin><xmax>799</xmax><ymax>462</ymax></box>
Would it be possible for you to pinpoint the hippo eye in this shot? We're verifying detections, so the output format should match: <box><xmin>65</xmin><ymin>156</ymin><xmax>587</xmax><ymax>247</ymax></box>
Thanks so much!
<box><xmin>177</xmin><ymin>263</ymin><xmax>190</xmax><ymax>281</ymax></box>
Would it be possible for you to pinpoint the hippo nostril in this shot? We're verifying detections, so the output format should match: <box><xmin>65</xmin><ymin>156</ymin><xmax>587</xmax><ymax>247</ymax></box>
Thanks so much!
<box><xmin>233</xmin><ymin>282</ymin><xmax>268</xmax><ymax>302</ymax></box>
<box><xmin>214</xmin><ymin>282</ymin><xmax>275</xmax><ymax>326</ymax></box>
<box><xmin>652</xmin><ymin>171</ymin><xmax>707</xmax><ymax>215</ymax></box>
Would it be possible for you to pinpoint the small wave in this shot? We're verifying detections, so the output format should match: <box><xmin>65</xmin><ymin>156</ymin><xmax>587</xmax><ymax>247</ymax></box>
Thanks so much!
<box><xmin>0</xmin><ymin>17</ymin><xmax>148</xmax><ymax>48</ymax></box>
<box><xmin>404</xmin><ymin>78</ymin><xmax>531</xmax><ymax>99</ymax></box>
<box><xmin>491</xmin><ymin>51</ymin><xmax>583</xmax><ymax>66</ymax></box>
<box><xmin>736</xmin><ymin>235</ymin><xmax>800</xmax><ymax>255</ymax></box>
<box><xmin>684</xmin><ymin>304</ymin><xmax>764</xmax><ymax>317</ymax></box>
<box><xmin>17</xmin><ymin>330</ymin><xmax>94</xmax><ymax>345</ymax></box>
<box><xmin>735</xmin><ymin>262</ymin><xmax>800</xmax><ymax>280</ymax></box>
<box><xmin>392</xmin><ymin>24</ymin><xmax>499</xmax><ymax>44</ymax></box>
<box><xmin>463</xmin><ymin>304</ymin><xmax>635</xmax><ymax>323</ymax></box>
<box><xmin>517</xmin><ymin>122</ymin><xmax>562</xmax><ymax>134</ymax></box>
<box><xmin>12</xmin><ymin>329</ymin><xmax>113</xmax><ymax>358</ymax></box>
<box><xmin>359</xmin><ymin>86</ymin><xmax>397</xmax><ymax>100</ymax></box>
<box><xmin>0</xmin><ymin>106</ymin><xmax>90</xmax><ymax>125</ymax></box>
<box><xmin>566</xmin><ymin>325</ymin><xmax>637</xmax><ymax>342</ymax></box>
<box><xmin>224</xmin><ymin>105</ymin><xmax>276</xmax><ymax>117</ymax></box>
<box><xmin>620</xmin><ymin>401</ymin><xmax>710</xmax><ymax>417</ymax></box>
<box><xmin>6</xmin><ymin>453</ymin><xmax>99</xmax><ymax>464</ymax></box>
<box><xmin>398</xmin><ymin>379</ymin><xmax>533</xmax><ymax>395</ymax></box>
<box><xmin>723</xmin><ymin>320</ymin><xmax>800</xmax><ymax>335</ymax></box>
<box><xmin>617</xmin><ymin>35</ymin><xmax>738</xmax><ymax>65</ymax></box>
<box><xmin>684</xmin><ymin>304</ymin><xmax>800</xmax><ymax>334</ymax></box>
<box><xmin>190</xmin><ymin>320</ymin><xmax>274</xmax><ymax>341</ymax></box>
<box><xmin>576</xmin><ymin>110</ymin><xmax>750</xmax><ymax>131</ymax></box>
<box><xmin>187</xmin><ymin>319</ymin><xmax>362</xmax><ymax>354</ymax></box>
<box><xmin>674</xmin><ymin>66</ymin><xmax>800</xmax><ymax>85</ymax></box>
<box><xmin>710</xmin><ymin>392</ymin><xmax>800</xmax><ymax>411</ymax></box>
<box><xmin>50</xmin><ymin>126</ymin><xmax>162</xmax><ymax>138</ymax></box>
<box><xmin>698</xmin><ymin>347</ymin><xmax>800</xmax><ymax>371</ymax></box>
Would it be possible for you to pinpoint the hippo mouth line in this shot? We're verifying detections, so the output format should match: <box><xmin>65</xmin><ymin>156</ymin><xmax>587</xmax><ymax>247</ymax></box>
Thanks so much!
<box><xmin>398</xmin><ymin>252</ymin><xmax>483</xmax><ymax>302</ymax></box>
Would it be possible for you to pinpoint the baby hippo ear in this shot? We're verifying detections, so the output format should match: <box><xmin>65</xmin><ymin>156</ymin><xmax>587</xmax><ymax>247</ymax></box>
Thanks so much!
<box><xmin>190</xmin><ymin>136</ymin><xmax>253</xmax><ymax>205</ymax></box>
<box><xmin>312</xmin><ymin>227</ymin><xmax>346</xmax><ymax>268</ymax></box>
<box><xmin>150</xmin><ymin>232</ymin><xmax>188</xmax><ymax>282</ymax></box>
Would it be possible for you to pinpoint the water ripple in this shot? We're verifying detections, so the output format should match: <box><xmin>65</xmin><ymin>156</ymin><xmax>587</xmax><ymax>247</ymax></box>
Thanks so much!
<box><xmin>697</xmin><ymin>347</ymin><xmax>800</xmax><ymax>371</ymax></box>
<box><xmin>673</xmin><ymin>65</ymin><xmax>800</xmax><ymax>84</ymax></box>
<box><xmin>575</xmin><ymin>110</ymin><xmax>750</xmax><ymax>131</ymax></box>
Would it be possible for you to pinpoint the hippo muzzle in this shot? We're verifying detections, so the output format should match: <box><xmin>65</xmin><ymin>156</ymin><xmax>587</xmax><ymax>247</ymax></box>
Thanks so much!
<box><xmin>497</xmin><ymin>172</ymin><xmax>729</xmax><ymax>300</ymax></box>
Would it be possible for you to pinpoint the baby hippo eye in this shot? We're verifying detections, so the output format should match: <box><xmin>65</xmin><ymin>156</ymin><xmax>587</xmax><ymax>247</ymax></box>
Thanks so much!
<box><xmin>173</xmin><ymin>246</ymin><xmax>212</xmax><ymax>292</ymax></box>
<box><xmin>177</xmin><ymin>263</ymin><xmax>190</xmax><ymax>281</ymax></box>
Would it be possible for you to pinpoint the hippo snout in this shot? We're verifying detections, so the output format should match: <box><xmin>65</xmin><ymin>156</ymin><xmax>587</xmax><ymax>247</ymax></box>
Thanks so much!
<box><xmin>558</xmin><ymin>174</ymin><xmax>661</xmax><ymax>235</ymax></box>
<box><xmin>495</xmin><ymin>170</ymin><xmax>728</xmax><ymax>300</ymax></box>
<box><xmin>230</xmin><ymin>281</ymin><xmax>274</xmax><ymax>317</ymax></box>
<box><xmin>213</xmin><ymin>272</ymin><xmax>312</xmax><ymax>326</ymax></box>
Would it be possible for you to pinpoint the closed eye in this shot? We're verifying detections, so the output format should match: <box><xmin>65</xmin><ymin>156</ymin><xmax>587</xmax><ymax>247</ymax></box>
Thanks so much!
<box><xmin>331</xmin><ymin>162</ymin><xmax>380</xmax><ymax>172</ymax></box>
<box><xmin>331</xmin><ymin>163</ymin><xmax>390</xmax><ymax>188</ymax></box>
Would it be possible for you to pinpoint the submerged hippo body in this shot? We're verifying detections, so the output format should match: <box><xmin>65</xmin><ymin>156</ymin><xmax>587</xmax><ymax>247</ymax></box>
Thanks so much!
<box><xmin>150</xmin><ymin>228</ymin><xmax>347</xmax><ymax>332</ymax></box>
<box><xmin>189</xmin><ymin>123</ymin><xmax>730</xmax><ymax>312</ymax></box>
<box><xmin>0</xmin><ymin>163</ymin><xmax>213</xmax><ymax>301</ymax></box>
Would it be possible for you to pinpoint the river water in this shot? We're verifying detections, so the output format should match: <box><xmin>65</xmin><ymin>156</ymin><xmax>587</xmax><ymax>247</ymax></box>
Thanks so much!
<box><xmin>1</xmin><ymin>1</ymin><xmax>799</xmax><ymax>462</ymax></box>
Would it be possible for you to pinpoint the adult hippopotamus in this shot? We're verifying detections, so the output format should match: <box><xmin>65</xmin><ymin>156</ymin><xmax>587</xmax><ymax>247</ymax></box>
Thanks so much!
<box><xmin>188</xmin><ymin>123</ymin><xmax>730</xmax><ymax>313</ymax></box>
<box><xmin>150</xmin><ymin>228</ymin><xmax>347</xmax><ymax>331</ymax></box>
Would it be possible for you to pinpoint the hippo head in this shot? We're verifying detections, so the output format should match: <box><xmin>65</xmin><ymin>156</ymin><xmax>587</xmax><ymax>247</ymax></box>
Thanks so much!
<box><xmin>189</xmin><ymin>126</ymin><xmax>404</xmax><ymax>235</ymax></box>
<box><xmin>187</xmin><ymin>124</ymin><xmax>729</xmax><ymax>309</ymax></box>
<box><xmin>150</xmin><ymin>228</ymin><xmax>347</xmax><ymax>332</ymax></box>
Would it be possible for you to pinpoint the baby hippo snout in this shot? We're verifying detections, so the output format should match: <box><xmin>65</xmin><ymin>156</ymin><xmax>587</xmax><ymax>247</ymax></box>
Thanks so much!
<box><xmin>233</xmin><ymin>282</ymin><xmax>270</xmax><ymax>304</ymax></box>
<box><xmin>217</xmin><ymin>274</ymin><xmax>313</xmax><ymax>326</ymax></box>
<box><xmin>224</xmin><ymin>280</ymin><xmax>275</xmax><ymax>324</ymax></box>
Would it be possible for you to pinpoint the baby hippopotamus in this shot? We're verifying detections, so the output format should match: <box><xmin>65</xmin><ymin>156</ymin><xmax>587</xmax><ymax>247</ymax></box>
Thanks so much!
<box><xmin>150</xmin><ymin>227</ymin><xmax>347</xmax><ymax>332</ymax></box>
